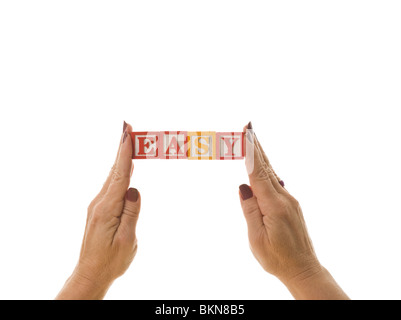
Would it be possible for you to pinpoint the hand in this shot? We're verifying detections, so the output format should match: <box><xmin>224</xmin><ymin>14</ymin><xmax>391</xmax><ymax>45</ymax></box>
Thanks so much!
<box><xmin>56</xmin><ymin>122</ymin><xmax>141</xmax><ymax>300</ymax></box>
<box><xmin>239</xmin><ymin>122</ymin><xmax>349</xmax><ymax>300</ymax></box>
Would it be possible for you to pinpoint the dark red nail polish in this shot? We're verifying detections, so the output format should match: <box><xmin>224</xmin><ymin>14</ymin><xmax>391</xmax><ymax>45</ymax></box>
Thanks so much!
<box><xmin>123</xmin><ymin>131</ymin><xmax>128</xmax><ymax>143</ymax></box>
<box><xmin>123</xmin><ymin>121</ymin><xmax>128</xmax><ymax>133</ymax></box>
<box><xmin>279</xmin><ymin>180</ymin><xmax>285</xmax><ymax>187</ymax></box>
<box><xmin>126</xmin><ymin>188</ymin><xmax>139</xmax><ymax>202</ymax></box>
<box><xmin>239</xmin><ymin>184</ymin><xmax>253</xmax><ymax>200</ymax></box>
<box><xmin>247</xmin><ymin>121</ymin><xmax>253</xmax><ymax>130</ymax></box>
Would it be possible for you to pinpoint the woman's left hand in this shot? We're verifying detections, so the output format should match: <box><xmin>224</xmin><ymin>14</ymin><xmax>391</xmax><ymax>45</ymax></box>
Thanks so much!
<box><xmin>56</xmin><ymin>122</ymin><xmax>141</xmax><ymax>300</ymax></box>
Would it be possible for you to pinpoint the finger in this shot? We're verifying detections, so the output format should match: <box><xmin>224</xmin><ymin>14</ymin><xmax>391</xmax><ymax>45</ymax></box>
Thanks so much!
<box><xmin>243</xmin><ymin>122</ymin><xmax>286</xmax><ymax>195</ymax></box>
<box><xmin>116</xmin><ymin>188</ymin><xmax>141</xmax><ymax>242</ymax></box>
<box><xmin>244</xmin><ymin>127</ymin><xmax>277</xmax><ymax>203</ymax></box>
<box><xmin>253</xmin><ymin>137</ymin><xmax>286</xmax><ymax>194</ymax></box>
<box><xmin>93</xmin><ymin>122</ymin><xmax>133</xmax><ymax>203</ymax></box>
<box><xmin>254</xmin><ymin>135</ymin><xmax>286</xmax><ymax>190</ymax></box>
<box><xmin>103</xmin><ymin>123</ymin><xmax>134</xmax><ymax>203</ymax></box>
<box><xmin>254</xmin><ymin>135</ymin><xmax>276</xmax><ymax>175</ymax></box>
<box><xmin>244</xmin><ymin>122</ymin><xmax>284</xmax><ymax>190</ymax></box>
<box><xmin>239</xmin><ymin>184</ymin><xmax>264</xmax><ymax>235</ymax></box>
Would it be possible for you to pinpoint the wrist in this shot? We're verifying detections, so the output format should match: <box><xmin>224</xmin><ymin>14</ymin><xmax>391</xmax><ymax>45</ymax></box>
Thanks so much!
<box><xmin>56</xmin><ymin>268</ymin><xmax>113</xmax><ymax>300</ymax></box>
<box><xmin>280</xmin><ymin>265</ymin><xmax>349</xmax><ymax>300</ymax></box>
<box><xmin>280</xmin><ymin>262</ymin><xmax>324</xmax><ymax>292</ymax></box>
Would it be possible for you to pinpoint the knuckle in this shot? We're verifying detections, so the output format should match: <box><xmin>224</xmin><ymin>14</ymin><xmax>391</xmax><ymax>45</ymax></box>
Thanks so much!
<box><xmin>132</xmin><ymin>240</ymin><xmax>138</xmax><ymax>256</ymax></box>
<box><xmin>89</xmin><ymin>202</ymin><xmax>109</xmax><ymax>224</ymax></box>
<box><xmin>252</xmin><ymin>163</ymin><xmax>275</xmax><ymax>182</ymax></box>
<box><xmin>287</xmin><ymin>195</ymin><xmax>300</xmax><ymax>208</ymax></box>
<box><xmin>87</xmin><ymin>197</ymin><xmax>101</xmax><ymax>214</ymax></box>
<box><xmin>111</xmin><ymin>170</ymin><xmax>123</xmax><ymax>183</ymax></box>
<box><xmin>123</xmin><ymin>206</ymin><xmax>140</xmax><ymax>219</ymax></box>
<box><xmin>115</xmin><ymin>233</ymin><xmax>135</xmax><ymax>247</ymax></box>
<box><xmin>96</xmin><ymin>200</ymin><xmax>115</xmax><ymax>215</ymax></box>
<box><xmin>90</xmin><ymin>210</ymin><xmax>102</xmax><ymax>224</ymax></box>
<box><xmin>111</xmin><ymin>168</ymin><xmax>129</xmax><ymax>184</ymax></box>
<box><xmin>243</xmin><ymin>202</ymin><xmax>260</xmax><ymax>217</ymax></box>
<box><xmin>273</xmin><ymin>199</ymin><xmax>290</xmax><ymax>217</ymax></box>
<box><xmin>271</xmin><ymin>196</ymin><xmax>300</xmax><ymax>219</ymax></box>
<box><xmin>253</xmin><ymin>165</ymin><xmax>269</xmax><ymax>180</ymax></box>
<box><xmin>94</xmin><ymin>201</ymin><xmax>106</xmax><ymax>214</ymax></box>
<box><xmin>114</xmin><ymin>234</ymin><xmax>126</xmax><ymax>245</ymax></box>
<box><xmin>87</xmin><ymin>201</ymin><xmax>96</xmax><ymax>214</ymax></box>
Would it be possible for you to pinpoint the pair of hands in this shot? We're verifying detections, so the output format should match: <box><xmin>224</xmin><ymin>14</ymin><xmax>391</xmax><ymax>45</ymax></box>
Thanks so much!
<box><xmin>56</xmin><ymin>122</ymin><xmax>348</xmax><ymax>300</ymax></box>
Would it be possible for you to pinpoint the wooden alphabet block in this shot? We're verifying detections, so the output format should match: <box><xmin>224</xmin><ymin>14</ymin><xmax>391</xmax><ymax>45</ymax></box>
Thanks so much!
<box><xmin>130</xmin><ymin>130</ymin><xmax>245</xmax><ymax>160</ymax></box>
<box><xmin>216</xmin><ymin>132</ymin><xmax>244</xmax><ymax>160</ymax></box>
<box><xmin>131</xmin><ymin>131</ymin><xmax>161</xmax><ymax>159</ymax></box>
<box><xmin>159</xmin><ymin>131</ymin><xmax>188</xmax><ymax>159</ymax></box>
<box><xmin>187</xmin><ymin>131</ymin><xmax>216</xmax><ymax>160</ymax></box>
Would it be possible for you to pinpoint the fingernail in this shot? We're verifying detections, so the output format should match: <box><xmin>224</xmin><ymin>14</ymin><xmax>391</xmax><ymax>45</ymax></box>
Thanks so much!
<box><xmin>239</xmin><ymin>184</ymin><xmax>253</xmax><ymax>200</ymax></box>
<box><xmin>126</xmin><ymin>188</ymin><xmax>139</xmax><ymax>202</ymax></box>
<box><xmin>246</xmin><ymin>129</ymin><xmax>254</xmax><ymax>143</ymax></box>
<box><xmin>123</xmin><ymin>121</ymin><xmax>128</xmax><ymax>133</ymax></box>
<box><xmin>122</xmin><ymin>131</ymin><xmax>128</xmax><ymax>143</ymax></box>
<box><xmin>245</xmin><ymin>121</ymin><xmax>254</xmax><ymax>143</ymax></box>
<box><xmin>279</xmin><ymin>180</ymin><xmax>285</xmax><ymax>187</ymax></box>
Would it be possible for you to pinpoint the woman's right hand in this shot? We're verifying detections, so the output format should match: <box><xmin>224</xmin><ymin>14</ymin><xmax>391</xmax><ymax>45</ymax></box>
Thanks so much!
<box><xmin>239</xmin><ymin>123</ymin><xmax>349</xmax><ymax>300</ymax></box>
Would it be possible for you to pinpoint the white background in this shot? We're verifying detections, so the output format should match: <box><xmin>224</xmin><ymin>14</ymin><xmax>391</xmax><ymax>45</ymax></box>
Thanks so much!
<box><xmin>0</xmin><ymin>1</ymin><xmax>400</xmax><ymax>300</ymax></box>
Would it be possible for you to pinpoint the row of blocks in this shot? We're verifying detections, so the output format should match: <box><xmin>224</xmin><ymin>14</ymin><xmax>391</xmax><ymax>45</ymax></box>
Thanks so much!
<box><xmin>130</xmin><ymin>131</ymin><xmax>245</xmax><ymax>160</ymax></box>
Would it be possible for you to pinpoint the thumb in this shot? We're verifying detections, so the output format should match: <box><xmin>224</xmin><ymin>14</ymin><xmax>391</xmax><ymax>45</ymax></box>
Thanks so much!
<box><xmin>239</xmin><ymin>184</ymin><xmax>264</xmax><ymax>235</ymax></box>
<box><xmin>118</xmin><ymin>188</ymin><xmax>141</xmax><ymax>240</ymax></box>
